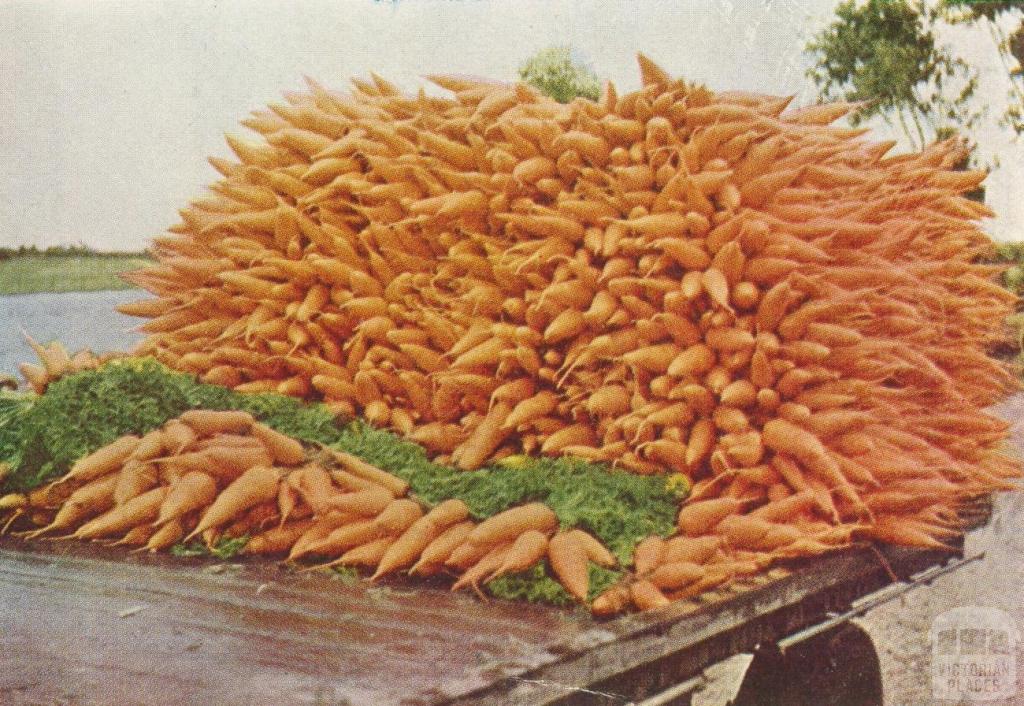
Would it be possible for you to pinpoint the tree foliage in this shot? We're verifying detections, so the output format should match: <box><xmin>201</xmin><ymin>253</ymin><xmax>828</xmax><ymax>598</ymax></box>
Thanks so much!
<box><xmin>518</xmin><ymin>46</ymin><xmax>602</xmax><ymax>104</ymax></box>
<box><xmin>806</xmin><ymin>0</ymin><xmax>982</xmax><ymax>149</ymax></box>
<box><xmin>940</xmin><ymin>1</ymin><xmax>1024</xmax><ymax>135</ymax></box>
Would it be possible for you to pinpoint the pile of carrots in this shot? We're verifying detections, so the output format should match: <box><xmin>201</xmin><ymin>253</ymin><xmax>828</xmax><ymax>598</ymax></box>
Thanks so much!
<box><xmin>0</xmin><ymin>409</ymin><xmax>630</xmax><ymax>605</ymax></box>
<box><xmin>48</xmin><ymin>54</ymin><xmax>1020</xmax><ymax>604</ymax></box>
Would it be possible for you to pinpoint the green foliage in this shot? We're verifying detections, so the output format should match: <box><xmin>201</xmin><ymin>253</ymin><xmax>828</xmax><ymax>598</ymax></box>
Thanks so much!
<box><xmin>518</xmin><ymin>46</ymin><xmax>601</xmax><ymax>103</ymax></box>
<box><xmin>806</xmin><ymin>0</ymin><xmax>982</xmax><ymax>149</ymax></box>
<box><xmin>0</xmin><ymin>393</ymin><xmax>33</xmax><ymax>472</ymax></box>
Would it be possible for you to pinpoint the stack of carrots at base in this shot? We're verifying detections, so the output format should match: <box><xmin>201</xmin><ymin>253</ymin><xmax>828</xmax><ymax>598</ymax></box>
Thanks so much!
<box><xmin>5</xmin><ymin>53</ymin><xmax>1022</xmax><ymax>613</ymax></box>
<box><xmin>2</xmin><ymin>409</ymin><xmax>625</xmax><ymax>604</ymax></box>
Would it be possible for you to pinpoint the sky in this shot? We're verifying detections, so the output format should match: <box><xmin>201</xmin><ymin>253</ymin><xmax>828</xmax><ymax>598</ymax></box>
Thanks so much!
<box><xmin>1</xmin><ymin>0</ymin><xmax>1021</xmax><ymax>251</ymax></box>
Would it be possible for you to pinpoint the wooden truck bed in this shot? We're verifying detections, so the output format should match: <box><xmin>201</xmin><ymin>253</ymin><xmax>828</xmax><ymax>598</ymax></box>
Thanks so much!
<box><xmin>0</xmin><ymin>525</ymin><xmax>976</xmax><ymax>706</ymax></box>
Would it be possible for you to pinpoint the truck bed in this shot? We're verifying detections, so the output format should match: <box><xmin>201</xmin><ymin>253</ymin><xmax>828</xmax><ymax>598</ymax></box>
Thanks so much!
<box><xmin>0</xmin><ymin>527</ymin><xmax>972</xmax><ymax>706</ymax></box>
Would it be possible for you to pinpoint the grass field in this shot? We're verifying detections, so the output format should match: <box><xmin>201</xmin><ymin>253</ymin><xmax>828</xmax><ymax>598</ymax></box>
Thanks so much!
<box><xmin>0</xmin><ymin>254</ymin><xmax>152</xmax><ymax>295</ymax></box>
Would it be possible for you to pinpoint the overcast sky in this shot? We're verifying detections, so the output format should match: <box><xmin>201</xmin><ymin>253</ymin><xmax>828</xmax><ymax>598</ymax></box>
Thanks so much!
<box><xmin>1</xmin><ymin>0</ymin><xmax>1021</xmax><ymax>251</ymax></box>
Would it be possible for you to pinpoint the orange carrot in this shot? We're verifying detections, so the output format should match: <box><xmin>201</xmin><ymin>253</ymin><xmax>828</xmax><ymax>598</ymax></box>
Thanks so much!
<box><xmin>411</xmin><ymin>520</ymin><xmax>475</xmax><ymax>575</ymax></box>
<box><xmin>333</xmin><ymin>537</ymin><xmax>396</xmax><ymax>568</ymax></box>
<box><xmin>490</xmin><ymin>530</ymin><xmax>549</xmax><ymax>580</ymax></box>
<box><xmin>113</xmin><ymin>460</ymin><xmax>159</xmax><ymax>506</ymax></box>
<box><xmin>630</xmin><ymin>579</ymin><xmax>671</xmax><ymax>610</ymax></box>
<box><xmin>547</xmin><ymin>531</ymin><xmax>589</xmax><ymax>602</ymax></box>
<box><xmin>649</xmin><ymin>561</ymin><xmax>705</xmax><ymax>590</ymax></box>
<box><xmin>178</xmin><ymin>409</ymin><xmax>254</xmax><ymax>436</ymax></box>
<box><xmin>324</xmin><ymin>487</ymin><xmax>393</xmax><ymax>517</ymax></box>
<box><xmin>74</xmin><ymin>486</ymin><xmax>169</xmax><ymax>540</ymax></box>
<box><xmin>186</xmin><ymin>466</ymin><xmax>280</xmax><ymax>540</ymax></box>
<box><xmin>250</xmin><ymin>423</ymin><xmax>305</xmax><ymax>465</ymax></box>
<box><xmin>452</xmin><ymin>542</ymin><xmax>512</xmax><ymax>593</ymax></box>
<box><xmin>146</xmin><ymin>518</ymin><xmax>185</xmax><ymax>552</ymax></box>
<box><xmin>328</xmin><ymin>450</ymin><xmax>409</xmax><ymax>496</ymax></box>
<box><xmin>466</xmin><ymin>502</ymin><xmax>558</xmax><ymax>547</ymax></box>
<box><xmin>677</xmin><ymin>498</ymin><xmax>747</xmax><ymax>535</ymax></box>
<box><xmin>62</xmin><ymin>435</ymin><xmax>141</xmax><ymax>483</ymax></box>
<box><xmin>26</xmin><ymin>473</ymin><xmax>120</xmax><ymax>537</ymax></box>
<box><xmin>633</xmin><ymin>535</ymin><xmax>666</xmax><ymax>574</ymax></box>
<box><xmin>664</xmin><ymin>536</ymin><xmax>723</xmax><ymax>565</ymax></box>
<box><xmin>566</xmin><ymin>529</ymin><xmax>616</xmax><ymax>567</ymax></box>
<box><xmin>157</xmin><ymin>472</ymin><xmax>218</xmax><ymax>526</ymax></box>
<box><xmin>591</xmin><ymin>583</ymin><xmax>632</xmax><ymax>616</ymax></box>
<box><xmin>373</xmin><ymin>499</ymin><xmax>424</xmax><ymax>535</ymax></box>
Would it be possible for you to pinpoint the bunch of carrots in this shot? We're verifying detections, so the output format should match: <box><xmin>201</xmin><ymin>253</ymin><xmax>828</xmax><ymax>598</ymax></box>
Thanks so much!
<box><xmin>18</xmin><ymin>334</ymin><xmax>125</xmax><ymax>394</ymax></box>
<box><xmin>30</xmin><ymin>53</ymin><xmax>1017</xmax><ymax>603</ymax></box>
<box><xmin>0</xmin><ymin>409</ymin><xmax>631</xmax><ymax>606</ymax></box>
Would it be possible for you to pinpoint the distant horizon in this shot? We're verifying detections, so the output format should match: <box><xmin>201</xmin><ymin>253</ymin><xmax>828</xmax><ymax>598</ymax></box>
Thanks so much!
<box><xmin>2</xmin><ymin>0</ymin><xmax>1021</xmax><ymax>248</ymax></box>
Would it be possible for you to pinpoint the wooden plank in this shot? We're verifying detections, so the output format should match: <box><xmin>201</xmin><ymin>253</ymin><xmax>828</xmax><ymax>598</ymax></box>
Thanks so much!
<box><xmin>0</xmin><ymin>535</ymin><xmax>958</xmax><ymax>705</ymax></box>
<box><xmin>0</xmin><ymin>539</ymin><xmax>588</xmax><ymax>706</ymax></box>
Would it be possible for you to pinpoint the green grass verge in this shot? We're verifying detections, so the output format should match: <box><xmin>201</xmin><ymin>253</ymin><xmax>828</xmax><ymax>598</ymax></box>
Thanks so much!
<box><xmin>0</xmin><ymin>254</ymin><xmax>152</xmax><ymax>295</ymax></box>
<box><xmin>0</xmin><ymin>359</ymin><xmax>686</xmax><ymax>603</ymax></box>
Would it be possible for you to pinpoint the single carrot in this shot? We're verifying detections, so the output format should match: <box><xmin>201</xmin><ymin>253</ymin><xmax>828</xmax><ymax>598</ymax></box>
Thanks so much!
<box><xmin>632</xmin><ymin>535</ymin><xmax>666</xmax><ymax>575</ymax></box>
<box><xmin>131</xmin><ymin>429</ymin><xmax>166</xmax><ymax>462</ymax></box>
<box><xmin>333</xmin><ymin>537</ymin><xmax>396</xmax><ymax>568</ymax></box>
<box><xmin>677</xmin><ymin>498</ymin><xmax>747</xmax><ymax>535</ymax></box>
<box><xmin>466</xmin><ymin>503</ymin><xmax>558</xmax><ymax>547</ymax></box>
<box><xmin>292</xmin><ymin>464</ymin><xmax>339</xmax><ymax>512</ymax></box>
<box><xmin>161</xmin><ymin>420</ymin><xmax>196</xmax><ymax>454</ymax></box>
<box><xmin>146</xmin><ymin>518</ymin><xmax>185</xmax><ymax>552</ymax></box>
<box><xmin>591</xmin><ymin>584</ymin><xmax>632</xmax><ymax>616</ymax></box>
<box><xmin>411</xmin><ymin>520</ymin><xmax>476</xmax><ymax>576</ymax></box>
<box><xmin>548</xmin><ymin>531</ymin><xmax>589</xmax><ymax>602</ymax></box>
<box><xmin>490</xmin><ymin>530</ymin><xmax>549</xmax><ymax>580</ymax></box>
<box><xmin>74</xmin><ymin>486</ymin><xmax>169</xmax><ymax>540</ymax></box>
<box><xmin>566</xmin><ymin>529</ymin><xmax>616</xmax><ymax>567</ymax></box>
<box><xmin>324</xmin><ymin>487</ymin><xmax>393</xmax><ymax>517</ymax></box>
<box><xmin>178</xmin><ymin>409</ymin><xmax>254</xmax><ymax>436</ymax></box>
<box><xmin>630</xmin><ymin>579</ymin><xmax>671</xmax><ymax>611</ymax></box>
<box><xmin>649</xmin><ymin>561</ymin><xmax>705</xmax><ymax>590</ymax></box>
<box><xmin>186</xmin><ymin>466</ymin><xmax>280</xmax><ymax>540</ymax></box>
<box><xmin>373</xmin><ymin>499</ymin><xmax>423</xmax><ymax>535</ymax></box>
<box><xmin>250</xmin><ymin>423</ymin><xmax>305</xmax><ymax>465</ymax></box>
<box><xmin>328</xmin><ymin>450</ymin><xmax>409</xmax><ymax>496</ymax></box>
<box><xmin>663</xmin><ymin>536</ymin><xmax>723</xmax><ymax>565</ymax></box>
<box><xmin>62</xmin><ymin>435</ymin><xmax>141</xmax><ymax>484</ymax></box>
<box><xmin>113</xmin><ymin>460</ymin><xmax>159</xmax><ymax>506</ymax></box>
<box><xmin>157</xmin><ymin>472</ymin><xmax>218</xmax><ymax>526</ymax></box>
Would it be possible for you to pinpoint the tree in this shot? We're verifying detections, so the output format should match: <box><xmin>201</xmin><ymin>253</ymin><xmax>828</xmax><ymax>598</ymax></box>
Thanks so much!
<box><xmin>805</xmin><ymin>0</ymin><xmax>982</xmax><ymax>150</ymax></box>
<box><xmin>940</xmin><ymin>1</ymin><xmax>1024</xmax><ymax>135</ymax></box>
<box><xmin>518</xmin><ymin>46</ymin><xmax>601</xmax><ymax>104</ymax></box>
